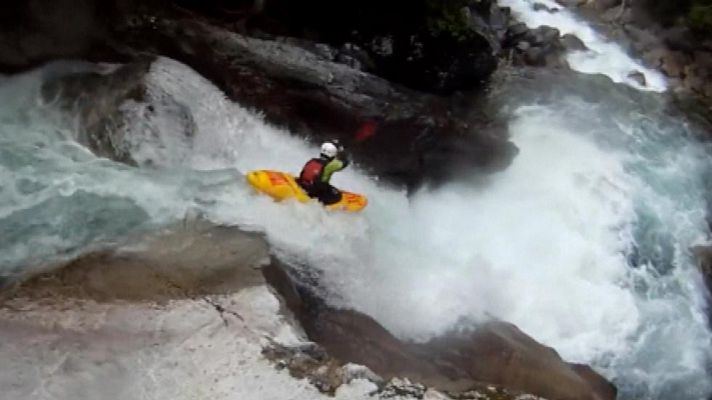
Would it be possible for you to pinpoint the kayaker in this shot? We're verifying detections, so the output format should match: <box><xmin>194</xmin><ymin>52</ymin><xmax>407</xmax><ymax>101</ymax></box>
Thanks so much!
<box><xmin>296</xmin><ymin>140</ymin><xmax>350</xmax><ymax>205</ymax></box>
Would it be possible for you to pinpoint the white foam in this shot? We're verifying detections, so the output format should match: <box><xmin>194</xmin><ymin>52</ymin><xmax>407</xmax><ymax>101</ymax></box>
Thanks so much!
<box><xmin>499</xmin><ymin>0</ymin><xmax>668</xmax><ymax>92</ymax></box>
<box><xmin>2</xmin><ymin>57</ymin><xmax>710</xmax><ymax>399</ymax></box>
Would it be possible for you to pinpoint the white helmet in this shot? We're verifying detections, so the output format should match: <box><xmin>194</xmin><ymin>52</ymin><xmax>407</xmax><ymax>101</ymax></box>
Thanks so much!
<box><xmin>320</xmin><ymin>141</ymin><xmax>339</xmax><ymax>158</ymax></box>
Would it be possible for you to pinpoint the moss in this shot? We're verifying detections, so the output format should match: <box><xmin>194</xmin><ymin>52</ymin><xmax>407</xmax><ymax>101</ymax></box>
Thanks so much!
<box><xmin>688</xmin><ymin>3</ymin><xmax>712</xmax><ymax>34</ymax></box>
<box><xmin>425</xmin><ymin>0</ymin><xmax>474</xmax><ymax>42</ymax></box>
<box><xmin>643</xmin><ymin>0</ymin><xmax>692</xmax><ymax>25</ymax></box>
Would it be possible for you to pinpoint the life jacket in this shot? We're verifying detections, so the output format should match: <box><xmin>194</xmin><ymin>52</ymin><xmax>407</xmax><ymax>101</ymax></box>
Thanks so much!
<box><xmin>298</xmin><ymin>158</ymin><xmax>326</xmax><ymax>186</ymax></box>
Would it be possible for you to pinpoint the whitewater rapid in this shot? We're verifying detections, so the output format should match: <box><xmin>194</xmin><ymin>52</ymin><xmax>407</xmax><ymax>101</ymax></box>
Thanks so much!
<box><xmin>1</xmin><ymin>54</ymin><xmax>711</xmax><ymax>399</ymax></box>
<box><xmin>499</xmin><ymin>0</ymin><xmax>668</xmax><ymax>92</ymax></box>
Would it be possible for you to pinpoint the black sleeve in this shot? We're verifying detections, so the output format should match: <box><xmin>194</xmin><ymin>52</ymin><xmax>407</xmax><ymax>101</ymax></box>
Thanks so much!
<box><xmin>340</xmin><ymin>152</ymin><xmax>351</xmax><ymax>168</ymax></box>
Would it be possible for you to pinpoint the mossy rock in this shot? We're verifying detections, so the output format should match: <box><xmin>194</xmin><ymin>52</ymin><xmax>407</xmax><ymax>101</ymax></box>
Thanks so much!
<box><xmin>689</xmin><ymin>3</ymin><xmax>712</xmax><ymax>34</ymax></box>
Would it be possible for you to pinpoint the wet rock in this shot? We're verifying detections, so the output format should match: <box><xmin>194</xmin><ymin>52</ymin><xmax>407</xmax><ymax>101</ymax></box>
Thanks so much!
<box><xmin>467</xmin><ymin>1</ymin><xmax>511</xmax><ymax>55</ymax></box>
<box><xmin>260</xmin><ymin>0</ymin><xmax>501</xmax><ymax>95</ymax></box>
<box><xmin>693</xmin><ymin>246</ymin><xmax>712</xmax><ymax>294</ymax></box>
<box><xmin>506</xmin><ymin>22</ymin><xmax>531</xmax><ymax>43</ymax></box>
<box><xmin>369</xmin><ymin>36</ymin><xmax>395</xmax><ymax>57</ymax></box>
<box><xmin>622</xmin><ymin>25</ymin><xmax>660</xmax><ymax>54</ymax></box>
<box><xmin>263</xmin><ymin>342</ymin><xmax>391</xmax><ymax>395</ymax></box>
<box><xmin>642</xmin><ymin>47</ymin><xmax>691</xmax><ymax>79</ymax></box>
<box><xmin>263</xmin><ymin>261</ymin><xmax>617</xmax><ymax>400</ymax></box>
<box><xmin>36</xmin><ymin>24</ymin><xmax>515</xmax><ymax>187</ymax></box>
<box><xmin>0</xmin><ymin>0</ymin><xmax>113</xmax><ymax>73</ymax></box>
<box><xmin>263</xmin><ymin>343</ymin><xmax>347</xmax><ymax>394</ymax></box>
<box><xmin>642</xmin><ymin>47</ymin><xmax>667</xmax><ymax>68</ymax></box>
<box><xmin>335</xmin><ymin>43</ymin><xmax>374</xmax><ymax>71</ymax></box>
<box><xmin>1</xmin><ymin>219</ymin><xmax>270</xmax><ymax>302</ymax></box>
<box><xmin>561</xmin><ymin>33</ymin><xmax>588</xmax><ymax>51</ymax></box>
<box><xmin>109</xmin><ymin>21</ymin><xmax>515</xmax><ymax>187</ymax></box>
<box><xmin>599</xmin><ymin>5</ymin><xmax>625</xmax><ymax>23</ymax></box>
<box><xmin>0</xmin><ymin>0</ymin><xmax>519</xmax><ymax>187</ymax></box>
<box><xmin>341</xmin><ymin>363</ymin><xmax>385</xmax><ymax>386</ymax></box>
<box><xmin>0</xmin><ymin>220</ymin><xmax>343</xmax><ymax>400</ymax></box>
<box><xmin>660</xmin><ymin>50</ymin><xmax>691</xmax><ymax>78</ymax></box>
<box><xmin>483</xmin><ymin>1</ymin><xmax>512</xmax><ymax>44</ymax></box>
<box><xmin>506</xmin><ymin>25</ymin><xmax>568</xmax><ymax>69</ymax></box>
<box><xmin>312</xmin><ymin>43</ymin><xmax>337</xmax><ymax>60</ymax></box>
<box><xmin>694</xmin><ymin>50</ymin><xmax>712</xmax><ymax>69</ymax></box>
<box><xmin>380</xmin><ymin>378</ymin><xmax>427</xmax><ymax>399</ymax></box>
<box><xmin>375</xmin><ymin>31</ymin><xmax>496</xmax><ymax>95</ymax></box>
<box><xmin>529</xmin><ymin>26</ymin><xmax>561</xmax><ymax>46</ymax></box>
<box><xmin>587</xmin><ymin>0</ymin><xmax>621</xmax><ymax>11</ymax></box>
<box><xmin>627</xmin><ymin>70</ymin><xmax>647</xmax><ymax>86</ymax></box>
<box><xmin>661</xmin><ymin>25</ymin><xmax>697</xmax><ymax>53</ymax></box>
<box><xmin>524</xmin><ymin>47</ymin><xmax>547</xmax><ymax>66</ymax></box>
<box><xmin>533</xmin><ymin>3</ymin><xmax>559</xmax><ymax>13</ymax></box>
<box><xmin>683</xmin><ymin>62</ymin><xmax>712</xmax><ymax>96</ymax></box>
<box><xmin>40</xmin><ymin>58</ymin><xmax>198</xmax><ymax>167</ymax></box>
<box><xmin>555</xmin><ymin>0</ymin><xmax>587</xmax><ymax>7</ymax></box>
<box><xmin>450</xmin><ymin>386</ymin><xmax>547</xmax><ymax>400</ymax></box>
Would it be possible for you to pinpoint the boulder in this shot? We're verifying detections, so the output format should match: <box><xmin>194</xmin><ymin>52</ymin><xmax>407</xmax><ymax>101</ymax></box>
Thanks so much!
<box><xmin>555</xmin><ymin>0</ymin><xmax>587</xmax><ymax>7</ymax></box>
<box><xmin>0</xmin><ymin>0</ymin><xmax>111</xmax><ymax>73</ymax></box>
<box><xmin>627</xmin><ymin>70</ymin><xmax>647</xmax><ymax>86</ymax></box>
<box><xmin>642</xmin><ymin>47</ymin><xmax>667</xmax><ymax>68</ymax></box>
<box><xmin>660</xmin><ymin>50</ymin><xmax>691</xmax><ymax>78</ymax></box>
<box><xmin>704</xmin><ymin>81</ymin><xmax>712</xmax><ymax>98</ymax></box>
<box><xmin>335</xmin><ymin>43</ymin><xmax>374</xmax><ymax>71</ymax></box>
<box><xmin>256</xmin><ymin>0</ymin><xmax>501</xmax><ymax>95</ymax></box>
<box><xmin>599</xmin><ymin>5</ymin><xmax>624</xmax><ymax>22</ymax></box>
<box><xmin>661</xmin><ymin>25</ymin><xmax>697</xmax><ymax>53</ymax></box>
<box><xmin>562</xmin><ymin>33</ymin><xmax>588</xmax><ymax>51</ymax></box>
<box><xmin>533</xmin><ymin>3</ymin><xmax>560</xmax><ymax>13</ymax></box>
<box><xmin>506</xmin><ymin>26</ymin><xmax>568</xmax><ymax>69</ymax></box>
<box><xmin>1</xmin><ymin>220</ymin><xmax>270</xmax><ymax>302</ymax></box>
<box><xmin>622</xmin><ymin>24</ymin><xmax>660</xmax><ymax>54</ymax></box>
<box><xmin>693</xmin><ymin>50</ymin><xmax>712</xmax><ymax>75</ymax></box>
<box><xmin>0</xmin><ymin>0</ymin><xmax>509</xmax><ymax>96</ymax></box>
<box><xmin>263</xmin><ymin>261</ymin><xmax>617</xmax><ymax>400</ymax></box>
<box><xmin>587</xmin><ymin>0</ymin><xmax>621</xmax><ymax>11</ymax></box>
<box><xmin>484</xmin><ymin>1</ymin><xmax>512</xmax><ymax>43</ymax></box>
<box><xmin>525</xmin><ymin>47</ymin><xmax>547</xmax><ymax>66</ymax></box>
<box><xmin>529</xmin><ymin>26</ymin><xmax>562</xmax><ymax>46</ymax></box>
<box><xmin>505</xmin><ymin>22</ymin><xmax>531</xmax><ymax>45</ymax></box>
<box><xmin>40</xmin><ymin>58</ymin><xmax>198</xmax><ymax>168</ymax></box>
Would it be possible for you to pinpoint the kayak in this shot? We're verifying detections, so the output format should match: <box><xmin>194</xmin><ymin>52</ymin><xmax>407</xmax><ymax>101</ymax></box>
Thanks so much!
<box><xmin>246</xmin><ymin>170</ymin><xmax>368</xmax><ymax>213</ymax></box>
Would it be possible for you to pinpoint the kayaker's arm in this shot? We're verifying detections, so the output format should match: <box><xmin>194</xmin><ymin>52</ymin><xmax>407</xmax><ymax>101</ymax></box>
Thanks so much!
<box><xmin>321</xmin><ymin>158</ymin><xmax>346</xmax><ymax>183</ymax></box>
<box><xmin>339</xmin><ymin>151</ymin><xmax>350</xmax><ymax>168</ymax></box>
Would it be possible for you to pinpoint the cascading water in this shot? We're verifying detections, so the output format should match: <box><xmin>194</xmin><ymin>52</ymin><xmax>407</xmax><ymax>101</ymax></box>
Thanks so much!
<box><xmin>1</xmin><ymin>50</ymin><xmax>711</xmax><ymax>400</ymax></box>
<box><xmin>499</xmin><ymin>0</ymin><xmax>668</xmax><ymax>92</ymax></box>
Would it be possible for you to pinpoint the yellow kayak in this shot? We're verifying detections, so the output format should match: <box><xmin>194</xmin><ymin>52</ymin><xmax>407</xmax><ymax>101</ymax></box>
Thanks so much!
<box><xmin>246</xmin><ymin>170</ymin><xmax>368</xmax><ymax>213</ymax></box>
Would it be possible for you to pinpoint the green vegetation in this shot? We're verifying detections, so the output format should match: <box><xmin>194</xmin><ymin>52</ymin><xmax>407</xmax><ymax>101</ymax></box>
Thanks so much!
<box><xmin>643</xmin><ymin>0</ymin><xmax>712</xmax><ymax>36</ymax></box>
<box><xmin>425</xmin><ymin>0</ymin><xmax>475</xmax><ymax>41</ymax></box>
<box><xmin>688</xmin><ymin>2</ymin><xmax>712</xmax><ymax>34</ymax></box>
